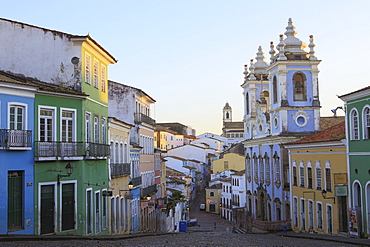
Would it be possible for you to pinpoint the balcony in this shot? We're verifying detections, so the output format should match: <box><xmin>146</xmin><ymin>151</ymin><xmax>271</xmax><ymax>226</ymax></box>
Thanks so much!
<box><xmin>34</xmin><ymin>141</ymin><xmax>109</xmax><ymax>160</ymax></box>
<box><xmin>134</xmin><ymin>113</ymin><xmax>156</xmax><ymax>127</ymax></box>
<box><xmin>86</xmin><ymin>142</ymin><xmax>110</xmax><ymax>158</ymax></box>
<box><xmin>141</xmin><ymin>184</ymin><xmax>157</xmax><ymax>198</ymax></box>
<box><xmin>35</xmin><ymin>141</ymin><xmax>85</xmax><ymax>158</ymax></box>
<box><xmin>132</xmin><ymin>176</ymin><xmax>142</xmax><ymax>187</ymax></box>
<box><xmin>0</xmin><ymin>129</ymin><xmax>32</xmax><ymax>150</ymax></box>
<box><xmin>110</xmin><ymin>163</ymin><xmax>130</xmax><ymax>178</ymax></box>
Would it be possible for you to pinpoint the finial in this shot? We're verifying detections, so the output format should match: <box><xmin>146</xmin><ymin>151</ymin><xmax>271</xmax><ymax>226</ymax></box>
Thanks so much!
<box><xmin>249</xmin><ymin>59</ymin><xmax>256</xmax><ymax>80</ymax></box>
<box><xmin>243</xmin><ymin>64</ymin><xmax>249</xmax><ymax>80</ymax></box>
<box><xmin>284</xmin><ymin>17</ymin><xmax>297</xmax><ymax>38</ymax></box>
<box><xmin>256</xmin><ymin>46</ymin><xmax>265</xmax><ymax>61</ymax></box>
<box><xmin>269</xmin><ymin>41</ymin><xmax>276</xmax><ymax>63</ymax></box>
<box><xmin>308</xmin><ymin>35</ymin><xmax>317</xmax><ymax>60</ymax></box>
<box><xmin>277</xmin><ymin>34</ymin><xmax>287</xmax><ymax>60</ymax></box>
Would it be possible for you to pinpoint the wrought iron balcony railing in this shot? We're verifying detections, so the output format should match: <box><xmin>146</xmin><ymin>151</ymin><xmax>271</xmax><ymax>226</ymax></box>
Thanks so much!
<box><xmin>141</xmin><ymin>184</ymin><xmax>157</xmax><ymax>197</ymax></box>
<box><xmin>134</xmin><ymin>113</ymin><xmax>156</xmax><ymax>127</ymax></box>
<box><xmin>110</xmin><ymin>163</ymin><xmax>131</xmax><ymax>178</ymax></box>
<box><xmin>86</xmin><ymin>142</ymin><xmax>110</xmax><ymax>157</ymax></box>
<box><xmin>0</xmin><ymin>129</ymin><xmax>32</xmax><ymax>149</ymax></box>
<box><xmin>35</xmin><ymin>141</ymin><xmax>85</xmax><ymax>157</ymax></box>
<box><xmin>35</xmin><ymin>141</ymin><xmax>109</xmax><ymax>158</ymax></box>
<box><xmin>132</xmin><ymin>176</ymin><xmax>142</xmax><ymax>186</ymax></box>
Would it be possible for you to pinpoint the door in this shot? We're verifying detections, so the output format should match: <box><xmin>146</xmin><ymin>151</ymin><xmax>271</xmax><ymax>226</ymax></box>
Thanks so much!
<box><xmin>301</xmin><ymin>199</ymin><xmax>305</xmax><ymax>231</ymax></box>
<box><xmin>209</xmin><ymin>204</ymin><xmax>216</xmax><ymax>212</ymax></box>
<box><xmin>86</xmin><ymin>190</ymin><xmax>92</xmax><ymax>234</ymax></box>
<box><xmin>62</xmin><ymin>183</ymin><xmax>75</xmax><ymax>231</ymax></box>
<box><xmin>308</xmin><ymin>201</ymin><xmax>314</xmax><ymax>230</ymax></box>
<box><xmin>40</xmin><ymin>184</ymin><xmax>55</xmax><ymax>234</ymax></box>
<box><xmin>327</xmin><ymin>205</ymin><xmax>332</xmax><ymax>234</ymax></box>
<box><xmin>8</xmin><ymin>171</ymin><xmax>23</xmax><ymax>231</ymax></box>
<box><xmin>95</xmin><ymin>192</ymin><xmax>100</xmax><ymax>234</ymax></box>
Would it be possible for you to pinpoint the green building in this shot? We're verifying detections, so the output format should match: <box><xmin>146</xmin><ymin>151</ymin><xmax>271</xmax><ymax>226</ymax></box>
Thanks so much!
<box><xmin>339</xmin><ymin>86</ymin><xmax>370</xmax><ymax>238</ymax></box>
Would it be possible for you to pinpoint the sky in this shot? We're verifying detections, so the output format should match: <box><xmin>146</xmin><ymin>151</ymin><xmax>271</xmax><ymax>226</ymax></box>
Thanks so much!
<box><xmin>3</xmin><ymin>0</ymin><xmax>370</xmax><ymax>135</ymax></box>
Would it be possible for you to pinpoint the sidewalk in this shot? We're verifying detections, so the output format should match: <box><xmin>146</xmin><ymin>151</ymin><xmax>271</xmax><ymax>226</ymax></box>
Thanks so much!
<box><xmin>273</xmin><ymin>231</ymin><xmax>370</xmax><ymax>246</ymax></box>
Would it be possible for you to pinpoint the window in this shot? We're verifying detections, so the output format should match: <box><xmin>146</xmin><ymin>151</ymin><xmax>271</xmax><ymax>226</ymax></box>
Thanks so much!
<box><xmin>259</xmin><ymin>157</ymin><xmax>264</xmax><ymax>183</ymax></box>
<box><xmin>325</xmin><ymin>167</ymin><xmax>332</xmax><ymax>192</ymax></box>
<box><xmin>293</xmin><ymin>197</ymin><xmax>298</xmax><ymax>227</ymax></box>
<box><xmin>293</xmin><ymin>165</ymin><xmax>297</xmax><ymax>186</ymax></box>
<box><xmin>9</xmin><ymin>105</ymin><xmax>25</xmax><ymax>130</ymax></box>
<box><xmin>317</xmin><ymin>202</ymin><xmax>323</xmax><ymax>229</ymax></box>
<box><xmin>299</xmin><ymin>165</ymin><xmax>304</xmax><ymax>187</ymax></box>
<box><xmin>94</xmin><ymin>115</ymin><xmax>99</xmax><ymax>143</ymax></box>
<box><xmin>273</xmin><ymin>76</ymin><xmax>278</xmax><ymax>104</ymax></box>
<box><xmin>265</xmin><ymin>155</ymin><xmax>270</xmax><ymax>184</ymax></box>
<box><xmin>93</xmin><ymin>60</ymin><xmax>99</xmax><ymax>88</ymax></box>
<box><xmin>224</xmin><ymin>161</ymin><xmax>229</xmax><ymax>170</ymax></box>
<box><xmin>39</xmin><ymin>107</ymin><xmax>55</xmax><ymax>142</ymax></box>
<box><xmin>293</xmin><ymin>72</ymin><xmax>306</xmax><ymax>101</ymax></box>
<box><xmin>274</xmin><ymin>153</ymin><xmax>280</xmax><ymax>185</ymax></box>
<box><xmin>210</xmin><ymin>192</ymin><xmax>214</xmax><ymax>197</ymax></box>
<box><xmin>307</xmin><ymin>167</ymin><xmax>312</xmax><ymax>189</ymax></box>
<box><xmin>363</xmin><ymin>107</ymin><xmax>370</xmax><ymax>139</ymax></box>
<box><xmin>85</xmin><ymin>53</ymin><xmax>91</xmax><ymax>84</ymax></box>
<box><xmin>86</xmin><ymin>112</ymin><xmax>91</xmax><ymax>143</ymax></box>
<box><xmin>351</xmin><ymin>109</ymin><xmax>359</xmax><ymax>140</ymax></box>
<box><xmin>101</xmin><ymin>118</ymin><xmax>106</xmax><ymax>144</ymax></box>
<box><xmin>254</xmin><ymin>155</ymin><xmax>258</xmax><ymax>183</ymax></box>
<box><xmin>246</xmin><ymin>155</ymin><xmax>251</xmax><ymax>182</ymax></box>
<box><xmin>101</xmin><ymin>65</ymin><xmax>106</xmax><ymax>92</ymax></box>
<box><xmin>246</xmin><ymin>93</ymin><xmax>250</xmax><ymax>115</ymax></box>
<box><xmin>61</xmin><ymin>109</ymin><xmax>75</xmax><ymax>142</ymax></box>
<box><xmin>316</xmin><ymin>163</ymin><xmax>322</xmax><ymax>190</ymax></box>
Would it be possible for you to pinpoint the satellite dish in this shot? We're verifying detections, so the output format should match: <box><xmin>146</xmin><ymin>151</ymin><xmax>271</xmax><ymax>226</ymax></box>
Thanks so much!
<box><xmin>71</xmin><ymin>57</ymin><xmax>80</xmax><ymax>65</ymax></box>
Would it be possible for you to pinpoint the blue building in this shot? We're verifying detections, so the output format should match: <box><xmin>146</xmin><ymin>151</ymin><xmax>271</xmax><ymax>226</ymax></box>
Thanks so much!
<box><xmin>0</xmin><ymin>72</ymin><xmax>35</xmax><ymax>234</ymax></box>
<box><xmin>241</xmin><ymin>18</ymin><xmax>321</xmax><ymax>222</ymax></box>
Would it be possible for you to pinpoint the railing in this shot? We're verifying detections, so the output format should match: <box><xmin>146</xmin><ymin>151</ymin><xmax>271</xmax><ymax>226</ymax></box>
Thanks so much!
<box><xmin>134</xmin><ymin>113</ymin><xmax>156</xmax><ymax>127</ymax></box>
<box><xmin>35</xmin><ymin>141</ymin><xmax>85</xmax><ymax>157</ymax></box>
<box><xmin>132</xmin><ymin>176</ymin><xmax>142</xmax><ymax>186</ymax></box>
<box><xmin>141</xmin><ymin>184</ymin><xmax>157</xmax><ymax>197</ymax></box>
<box><xmin>110</xmin><ymin>163</ymin><xmax>131</xmax><ymax>178</ymax></box>
<box><xmin>0</xmin><ymin>129</ymin><xmax>32</xmax><ymax>148</ymax></box>
<box><xmin>86</xmin><ymin>142</ymin><xmax>110</xmax><ymax>157</ymax></box>
<box><xmin>35</xmin><ymin>141</ymin><xmax>109</xmax><ymax>158</ymax></box>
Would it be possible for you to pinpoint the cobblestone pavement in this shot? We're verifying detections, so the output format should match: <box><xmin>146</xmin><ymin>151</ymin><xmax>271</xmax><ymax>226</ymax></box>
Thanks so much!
<box><xmin>0</xmin><ymin>232</ymin><xmax>358</xmax><ymax>247</ymax></box>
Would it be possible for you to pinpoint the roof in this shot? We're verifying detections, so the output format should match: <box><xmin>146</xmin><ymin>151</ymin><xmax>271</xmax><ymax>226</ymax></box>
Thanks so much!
<box><xmin>0</xmin><ymin>18</ymin><xmax>117</xmax><ymax>63</ymax></box>
<box><xmin>223</xmin><ymin>122</ymin><xmax>244</xmax><ymax>129</ymax></box>
<box><xmin>108</xmin><ymin>80</ymin><xmax>156</xmax><ymax>103</ymax></box>
<box><xmin>339</xmin><ymin>85</ymin><xmax>370</xmax><ymax>98</ymax></box>
<box><xmin>166</xmin><ymin>167</ymin><xmax>186</xmax><ymax>176</ymax></box>
<box><xmin>232</xmin><ymin>169</ymin><xmax>246</xmax><ymax>176</ymax></box>
<box><xmin>0</xmin><ymin>70</ymin><xmax>86</xmax><ymax>96</ymax></box>
<box><xmin>320</xmin><ymin>116</ymin><xmax>345</xmax><ymax>130</ymax></box>
<box><xmin>206</xmin><ymin>183</ymin><xmax>222</xmax><ymax>190</ymax></box>
<box><xmin>290</xmin><ymin>121</ymin><xmax>345</xmax><ymax>144</ymax></box>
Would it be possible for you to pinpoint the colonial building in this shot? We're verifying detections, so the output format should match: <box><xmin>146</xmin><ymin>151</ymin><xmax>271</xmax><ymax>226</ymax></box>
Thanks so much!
<box><xmin>242</xmin><ymin>18</ymin><xmax>321</xmax><ymax>222</ymax></box>
<box><xmin>339</xmin><ymin>86</ymin><xmax>370</xmax><ymax>238</ymax></box>
<box><xmin>285</xmin><ymin>122</ymin><xmax>348</xmax><ymax>235</ymax></box>
<box><xmin>221</xmin><ymin>103</ymin><xmax>244</xmax><ymax>147</ymax></box>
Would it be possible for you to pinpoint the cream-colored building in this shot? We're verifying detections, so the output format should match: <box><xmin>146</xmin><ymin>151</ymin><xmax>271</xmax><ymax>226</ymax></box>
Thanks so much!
<box><xmin>205</xmin><ymin>183</ymin><xmax>222</xmax><ymax>214</ymax></box>
<box><xmin>285</xmin><ymin>122</ymin><xmax>348</xmax><ymax>235</ymax></box>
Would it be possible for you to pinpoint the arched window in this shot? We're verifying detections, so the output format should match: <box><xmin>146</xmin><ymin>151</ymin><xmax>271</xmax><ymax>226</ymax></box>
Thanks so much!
<box><xmin>226</xmin><ymin>111</ymin><xmax>230</xmax><ymax>119</ymax></box>
<box><xmin>273</xmin><ymin>76</ymin><xmax>278</xmax><ymax>104</ymax></box>
<box><xmin>293</xmin><ymin>72</ymin><xmax>306</xmax><ymax>101</ymax></box>
<box><xmin>363</xmin><ymin>107</ymin><xmax>370</xmax><ymax>139</ymax></box>
<box><xmin>351</xmin><ymin>109</ymin><xmax>359</xmax><ymax>140</ymax></box>
<box><xmin>246</xmin><ymin>93</ymin><xmax>250</xmax><ymax>115</ymax></box>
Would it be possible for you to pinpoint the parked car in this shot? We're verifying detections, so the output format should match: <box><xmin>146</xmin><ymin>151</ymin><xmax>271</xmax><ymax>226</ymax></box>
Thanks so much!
<box><xmin>200</xmin><ymin>203</ymin><xmax>205</xmax><ymax>210</ymax></box>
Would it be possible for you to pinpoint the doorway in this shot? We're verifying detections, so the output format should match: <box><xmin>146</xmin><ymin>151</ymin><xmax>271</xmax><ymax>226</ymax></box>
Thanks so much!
<box><xmin>40</xmin><ymin>184</ymin><xmax>55</xmax><ymax>234</ymax></box>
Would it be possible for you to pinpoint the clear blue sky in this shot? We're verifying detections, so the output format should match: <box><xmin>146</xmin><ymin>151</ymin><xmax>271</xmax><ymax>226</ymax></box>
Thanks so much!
<box><xmin>3</xmin><ymin>0</ymin><xmax>370</xmax><ymax>135</ymax></box>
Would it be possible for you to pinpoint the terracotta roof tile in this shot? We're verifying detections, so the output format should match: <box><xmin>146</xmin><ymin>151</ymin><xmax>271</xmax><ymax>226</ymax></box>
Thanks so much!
<box><xmin>291</xmin><ymin>122</ymin><xmax>345</xmax><ymax>144</ymax></box>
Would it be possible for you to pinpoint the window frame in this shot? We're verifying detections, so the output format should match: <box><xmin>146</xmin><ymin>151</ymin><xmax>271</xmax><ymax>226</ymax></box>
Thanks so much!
<box><xmin>362</xmin><ymin>106</ymin><xmax>370</xmax><ymax>139</ymax></box>
<box><xmin>293</xmin><ymin>72</ymin><xmax>307</xmax><ymax>101</ymax></box>
<box><xmin>8</xmin><ymin>103</ymin><xmax>28</xmax><ymax>130</ymax></box>
<box><xmin>60</xmin><ymin>108</ymin><xmax>76</xmax><ymax>142</ymax></box>
<box><xmin>101</xmin><ymin>65</ymin><xmax>106</xmax><ymax>92</ymax></box>
<box><xmin>93</xmin><ymin>59</ymin><xmax>99</xmax><ymax>88</ymax></box>
<box><xmin>350</xmin><ymin>108</ymin><xmax>359</xmax><ymax>140</ymax></box>
<box><xmin>85</xmin><ymin>53</ymin><xmax>91</xmax><ymax>84</ymax></box>
<box><xmin>38</xmin><ymin>106</ymin><xmax>57</xmax><ymax>142</ymax></box>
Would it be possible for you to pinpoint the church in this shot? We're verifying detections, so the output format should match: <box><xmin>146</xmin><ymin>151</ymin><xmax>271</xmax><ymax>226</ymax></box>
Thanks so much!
<box><xmin>241</xmin><ymin>18</ymin><xmax>321</xmax><ymax>222</ymax></box>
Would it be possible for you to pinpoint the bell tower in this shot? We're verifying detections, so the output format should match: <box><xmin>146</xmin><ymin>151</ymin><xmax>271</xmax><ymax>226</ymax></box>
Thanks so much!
<box><xmin>223</xmin><ymin>102</ymin><xmax>232</xmax><ymax>123</ymax></box>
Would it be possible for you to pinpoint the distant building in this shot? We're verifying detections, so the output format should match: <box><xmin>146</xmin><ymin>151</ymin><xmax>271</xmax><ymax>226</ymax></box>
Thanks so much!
<box><xmin>221</xmin><ymin>103</ymin><xmax>244</xmax><ymax>147</ymax></box>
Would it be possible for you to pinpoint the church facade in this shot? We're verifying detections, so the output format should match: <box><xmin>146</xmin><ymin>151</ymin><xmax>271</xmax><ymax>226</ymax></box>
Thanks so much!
<box><xmin>242</xmin><ymin>18</ymin><xmax>321</xmax><ymax>222</ymax></box>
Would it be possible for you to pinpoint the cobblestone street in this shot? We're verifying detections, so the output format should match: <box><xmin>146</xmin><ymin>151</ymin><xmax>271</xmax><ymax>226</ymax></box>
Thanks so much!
<box><xmin>0</xmin><ymin>232</ymin><xmax>358</xmax><ymax>247</ymax></box>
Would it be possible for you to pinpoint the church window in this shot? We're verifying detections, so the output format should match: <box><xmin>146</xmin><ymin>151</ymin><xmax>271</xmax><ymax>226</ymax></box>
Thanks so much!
<box><xmin>363</xmin><ymin>107</ymin><xmax>370</xmax><ymax>139</ymax></box>
<box><xmin>226</xmin><ymin>111</ymin><xmax>230</xmax><ymax>119</ymax></box>
<box><xmin>246</xmin><ymin>93</ymin><xmax>250</xmax><ymax>115</ymax></box>
<box><xmin>273</xmin><ymin>76</ymin><xmax>278</xmax><ymax>104</ymax></box>
<box><xmin>259</xmin><ymin>156</ymin><xmax>264</xmax><ymax>184</ymax></box>
<box><xmin>265</xmin><ymin>155</ymin><xmax>270</xmax><ymax>185</ymax></box>
<box><xmin>293</xmin><ymin>72</ymin><xmax>306</xmax><ymax>101</ymax></box>
<box><xmin>350</xmin><ymin>109</ymin><xmax>359</xmax><ymax>140</ymax></box>
<box><xmin>246</xmin><ymin>155</ymin><xmax>251</xmax><ymax>182</ymax></box>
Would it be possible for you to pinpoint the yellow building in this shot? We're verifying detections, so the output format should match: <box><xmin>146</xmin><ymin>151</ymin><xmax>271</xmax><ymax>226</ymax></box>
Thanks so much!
<box><xmin>213</xmin><ymin>152</ymin><xmax>245</xmax><ymax>174</ymax></box>
<box><xmin>285</xmin><ymin>122</ymin><xmax>348</xmax><ymax>235</ymax></box>
<box><xmin>205</xmin><ymin>183</ymin><xmax>222</xmax><ymax>214</ymax></box>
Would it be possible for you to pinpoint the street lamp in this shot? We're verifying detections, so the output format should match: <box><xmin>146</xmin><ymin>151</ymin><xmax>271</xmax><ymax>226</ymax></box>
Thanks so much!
<box><xmin>119</xmin><ymin>181</ymin><xmax>134</xmax><ymax>195</ymax></box>
<box><xmin>57</xmin><ymin>162</ymin><xmax>74</xmax><ymax>183</ymax></box>
<box><xmin>321</xmin><ymin>189</ymin><xmax>335</xmax><ymax>204</ymax></box>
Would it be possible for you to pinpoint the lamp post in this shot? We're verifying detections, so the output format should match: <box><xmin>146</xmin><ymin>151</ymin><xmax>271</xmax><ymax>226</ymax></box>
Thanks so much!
<box><xmin>57</xmin><ymin>162</ymin><xmax>74</xmax><ymax>183</ymax></box>
<box><xmin>321</xmin><ymin>189</ymin><xmax>335</xmax><ymax>204</ymax></box>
